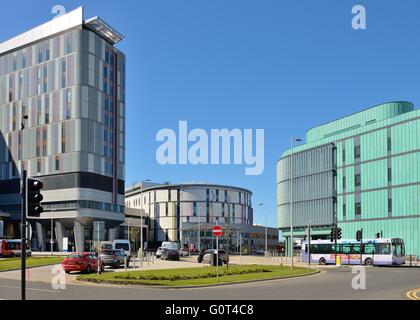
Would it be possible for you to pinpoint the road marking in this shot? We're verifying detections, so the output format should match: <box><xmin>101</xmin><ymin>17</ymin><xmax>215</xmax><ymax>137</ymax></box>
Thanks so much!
<box><xmin>406</xmin><ymin>288</ymin><xmax>420</xmax><ymax>300</ymax></box>
<box><xmin>0</xmin><ymin>285</ymin><xmax>58</xmax><ymax>293</ymax></box>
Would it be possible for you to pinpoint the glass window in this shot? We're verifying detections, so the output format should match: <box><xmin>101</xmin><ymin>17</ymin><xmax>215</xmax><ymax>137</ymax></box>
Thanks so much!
<box><xmin>61</xmin><ymin>122</ymin><xmax>66</xmax><ymax>153</ymax></box>
<box><xmin>364</xmin><ymin>243</ymin><xmax>375</xmax><ymax>255</ymax></box>
<box><xmin>36</xmin><ymin>158</ymin><xmax>41</xmax><ymax>173</ymax></box>
<box><xmin>45</xmin><ymin>95</ymin><xmax>50</xmax><ymax>124</ymax></box>
<box><xmin>354</xmin><ymin>145</ymin><xmax>361</xmax><ymax>159</ymax></box>
<box><xmin>66</xmin><ymin>37</ymin><xmax>72</xmax><ymax>54</ymax></box>
<box><xmin>355</xmin><ymin>202</ymin><xmax>361</xmax><ymax>216</ymax></box>
<box><xmin>388</xmin><ymin>198</ymin><xmax>392</xmax><ymax>213</ymax></box>
<box><xmin>355</xmin><ymin>174</ymin><xmax>361</xmax><ymax>187</ymax></box>
<box><xmin>388</xmin><ymin>168</ymin><xmax>392</xmax><ymax>183</ymax></box>
<box><xmin>55</xmin><ymin>156</ymin><xmax>60</xmax><ymax>171</ymax></box>
<box><xmin>377</xmin><ymin>243</ymin><xmax>391</xmax><ymax>255</ymax></box>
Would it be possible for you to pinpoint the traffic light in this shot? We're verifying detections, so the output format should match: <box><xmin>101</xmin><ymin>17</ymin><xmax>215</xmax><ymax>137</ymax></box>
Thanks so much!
<box><xmin>356</xmin><ymin>230</ymin><xmax>362</xmax><ymax>242</ymax></box>
<box><xmin>330</xmin><ymin>228</ymin><xmax>335</xmax><ymax>242</ymax></box>
<box><xmin>336</xmin><ymin>227</ymin><xmax>342</xmax><ymax>240</ymax></box>
<box><xmin>26</xmin><ymin>178</ymin><xmax>43</xmax><ymax>217</ymax></box>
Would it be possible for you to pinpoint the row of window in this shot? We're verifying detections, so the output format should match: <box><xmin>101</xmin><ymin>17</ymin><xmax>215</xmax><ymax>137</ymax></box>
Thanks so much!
<box><xmin>0</xmin><ymin>35</ymin><xmax>73</xmax><ymax>76</ymax></box>
<box><xmin>341</xmin><ymin>136</ymin><xmax>392</xmax><ymax>163</ymax></box>
<box><xmin>43</xmin><ymin>200</ymin><xmax>124</xmax><ymax>213</ymax></box>
<box><xmin>342</xmin><ymin>197</ymin><xmax>392</xmax><ymax>218</ymax></box>
<box><xmin>342</xmin><ymin>168</ymin><xmax>393</xmax><ymax>190</ymax></box>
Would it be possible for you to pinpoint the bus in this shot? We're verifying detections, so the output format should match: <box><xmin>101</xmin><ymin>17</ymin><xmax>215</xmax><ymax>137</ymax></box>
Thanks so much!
<box><xmin>301</xmin><ymin>238</ymin><xmax>405</xmax><ymax>266</ymax></box>
<box><xmin>0</xmin><ymin>239</ymin><xmax>32</xmax><ymax>258</ymax></box>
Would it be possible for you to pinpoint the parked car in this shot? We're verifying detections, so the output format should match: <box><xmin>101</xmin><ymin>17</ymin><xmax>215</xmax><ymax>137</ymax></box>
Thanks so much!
<box><xmin>198</xmin><ymin>249</ymin><xmax>229</xmax><ymax>265</ymax></box>
<box><xmin>179</xmin><ymin>248</ymin><xmax>189</xmax><ymax>256</ymax></box>
<box><xmin>100</xmin><ymin>249</ymin><xmax>130</xmax><ymax>268</ymax></box>
<box><xmin>62</xmin><ymin>252</ymin><xmax>104</xmax><ymax>274</ymax></box>
<box><xmin>100</xmin><ymin>241</ymin><xmax>113</xmax><ymax>251</ymax></box>
<box><xmin>161</xmin><ymin>241</ymin><xmax>179</xmax><ymax>250</ymax></box>
<box><xmin>256</xmin><ymin>249</ymin><xmax>265</xmax><ymax>256</ymax></box>
<box><xmin>113</xmin><ymin>239</ymin><xmax>131</xmax><ymax>256</ymax></box>
<box><xmin>161</xmin><ymin>248</ymin><xmax>180</xmax><ymax>261</ymax></box>
<box><xmin>156</xmin><ymin>247</ymin><xmax>164</xmax><ymax>258</ymax></box>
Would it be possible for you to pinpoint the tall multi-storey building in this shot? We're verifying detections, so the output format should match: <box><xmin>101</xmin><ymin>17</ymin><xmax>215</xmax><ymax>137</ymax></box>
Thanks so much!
<box><xmin>277</xmin><ymin>102</ymin><xmax>420</xmax><ymax>257</ymax></box>
<box><xmin>0</xmin><ymin>7</ymin><xmax>125</xmax><ymax>252</ymax></box>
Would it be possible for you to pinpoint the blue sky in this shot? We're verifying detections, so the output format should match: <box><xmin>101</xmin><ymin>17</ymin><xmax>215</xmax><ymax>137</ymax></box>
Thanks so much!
<box><xmin>1</xmin><ymin>1</ymin><xmax>420</xmax><ymax>228</ymax></box>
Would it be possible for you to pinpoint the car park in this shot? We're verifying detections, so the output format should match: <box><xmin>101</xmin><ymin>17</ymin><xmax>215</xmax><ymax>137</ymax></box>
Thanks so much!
<box><xmin>62</xmin><ymin>252</ymin><xmax>105</xmax><ymax>274</ymax></box>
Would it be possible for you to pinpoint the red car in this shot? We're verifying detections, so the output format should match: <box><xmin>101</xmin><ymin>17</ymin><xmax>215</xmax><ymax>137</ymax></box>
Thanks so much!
<box><xmin>62</xmin><ymin>252</ymin><xmax>105</xmax><ymax>274</ymax></box>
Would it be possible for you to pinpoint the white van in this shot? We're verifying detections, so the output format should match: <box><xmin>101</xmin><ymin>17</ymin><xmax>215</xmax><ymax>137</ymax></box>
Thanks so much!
<box><xmin>161</xmin><ymin>241</ymin><xmax>179</xmax><ymax>251</ymax></box>
<box><xmin>113</xmin><ymin>239</ymin><xmax>131</xmax><ymax>256</ymax></box>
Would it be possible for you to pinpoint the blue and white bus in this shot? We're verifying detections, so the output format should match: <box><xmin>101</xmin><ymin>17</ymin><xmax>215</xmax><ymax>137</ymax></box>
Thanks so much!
<box><xmin>301</xmin><ymin>238</ymin><xmax>405</xmax><ymax>266</ymax></box>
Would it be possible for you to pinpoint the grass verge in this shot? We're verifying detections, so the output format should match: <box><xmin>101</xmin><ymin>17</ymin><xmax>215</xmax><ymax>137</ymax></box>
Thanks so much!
<box><xmin>0</xmin><ymin>256</ymin><xmax>64</xmax><ymax>271</ymax></box>
<box><xmin>77</xmin><ymin>264</ymin><xmax>317</xmax><ymax>287</ymax></box>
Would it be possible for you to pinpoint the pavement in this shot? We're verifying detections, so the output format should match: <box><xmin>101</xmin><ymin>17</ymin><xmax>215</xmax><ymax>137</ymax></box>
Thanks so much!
<box><xmin>0</xmin><ymin>256</ymin><xmax>419</xmax><ymax>300</ymax></box>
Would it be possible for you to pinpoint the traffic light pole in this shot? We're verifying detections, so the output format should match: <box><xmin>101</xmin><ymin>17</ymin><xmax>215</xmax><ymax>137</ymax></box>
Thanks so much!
<box><xmin>21</xmin><ymin>169</ymin><xmax>27</xmax><ymax>301</ymax></box>
<box><xmin>334</xmin><ymin>224</ymin><xmax>338</xmax><ymax>266</ymax></box>
<box><xmin>360</xmin><ymin>228</ymin><xmax>363</xmax><ymax>266</ymax></box>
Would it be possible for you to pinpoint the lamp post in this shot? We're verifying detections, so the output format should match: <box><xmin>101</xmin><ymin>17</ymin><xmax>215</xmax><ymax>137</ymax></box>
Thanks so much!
<box><xmin>50</xmin><ymin>209</ymin><xmax>54</xmax><ymax>256</ymax></box>
<box><xmin>20</xmin><ymin>115</ymin><xmax>28</xmax><ymax>301</ymax></box>
<box><xmin>140</xmin><ymin>179</ymin><xmax>151</xmax><ymax>258</ymax></box>
<box><xmin>258</xmin><ymin>203</ymin><xmax>268</xmax><ymax>255</ymax></box>
<box><xmin>290</xmin><ymin>137</ymin><xmax>302</xmax><ymax>269</ymax></box>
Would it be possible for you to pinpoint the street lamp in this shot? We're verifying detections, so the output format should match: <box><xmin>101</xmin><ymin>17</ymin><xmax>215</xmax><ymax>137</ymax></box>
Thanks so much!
<box><xmin>140</xmin><ymin>179</ymin><xmax>151</xmax><ymax>258</ymax></box>
<box><xmin>290</xmin><ymin>137</ymin><xmax>302</xmax><ymax>269</ymax></box>
<box><xmin>20</xmin><ymin>114</ymin><xmax>28</xmax><ymax>301</ymax></box>
<box><xmin>258</xmin><ymin>203</ymin><xmax>268</xmax><ymax>255</ymax></box>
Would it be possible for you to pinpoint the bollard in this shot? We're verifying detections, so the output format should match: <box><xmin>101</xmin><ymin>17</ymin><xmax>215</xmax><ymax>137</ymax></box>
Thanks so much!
<box><xmin>140</xmin><ymin>251</ymin><xmax>143</xmax><ymax>268</ymax></box>
<box><xmin>147</xmin><ymin>252</ymin><xmax>150</xmax><ymax>266</ymax></box>
<box><xmin>133</xmin><ymin>254</ymin><xmax>136</xmax><ymax>269</ymax></box>
<box><xmin>124</xmin><ymin>256</ymin><xmax>127</xmax><ymax>271</ymax></box>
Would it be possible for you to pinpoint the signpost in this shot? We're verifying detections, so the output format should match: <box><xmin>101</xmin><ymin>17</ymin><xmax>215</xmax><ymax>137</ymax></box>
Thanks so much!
<box><xmin>212</xmin><ymin>225</ymin><xmax>223</xmax><ymax>282</ymax></box>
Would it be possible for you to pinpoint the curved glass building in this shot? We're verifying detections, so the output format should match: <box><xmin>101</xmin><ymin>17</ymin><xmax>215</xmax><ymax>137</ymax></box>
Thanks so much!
<box><xmin>277</xmin><ymin>101</ymin><xmax>420</xmax><ymax>258</ymax></box>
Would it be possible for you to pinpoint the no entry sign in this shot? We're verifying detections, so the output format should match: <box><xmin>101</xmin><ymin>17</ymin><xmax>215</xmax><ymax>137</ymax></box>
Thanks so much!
<box><xmin>212</xmin><ymin>225</ymin><xmax>223</xmax><ymax>237</ymax></box>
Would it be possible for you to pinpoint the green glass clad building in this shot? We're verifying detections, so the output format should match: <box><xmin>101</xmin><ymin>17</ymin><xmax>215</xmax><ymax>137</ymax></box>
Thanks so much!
<box><xmin>277</xmin><ymin>102</ymin><xmax>420</xmax><ymax>258</ymax></box>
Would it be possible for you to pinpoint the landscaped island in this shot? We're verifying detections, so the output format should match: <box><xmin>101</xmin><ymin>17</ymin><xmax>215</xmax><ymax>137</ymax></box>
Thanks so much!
<box><xmin>77</xmin><ymin>265</ymin><xmax>317</xmax><ymax>287</ymax></box>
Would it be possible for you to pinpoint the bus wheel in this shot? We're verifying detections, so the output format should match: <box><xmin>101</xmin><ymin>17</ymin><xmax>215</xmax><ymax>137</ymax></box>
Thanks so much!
<box><xmin>364</xmin><ymin>258</ymin><xmax>373</xmax><ymax>266</ymax></box>
<box><xmin>319</xmin><ymin>257</ymin><xmax>326</xmax><ymax>265</ymax></box>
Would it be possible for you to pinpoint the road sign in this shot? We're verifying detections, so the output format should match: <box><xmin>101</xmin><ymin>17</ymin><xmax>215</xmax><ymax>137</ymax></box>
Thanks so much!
<box><xmin>212</xmin><ymin>225</ymin><xmax>222</xmax><ymax>237</ymax></box>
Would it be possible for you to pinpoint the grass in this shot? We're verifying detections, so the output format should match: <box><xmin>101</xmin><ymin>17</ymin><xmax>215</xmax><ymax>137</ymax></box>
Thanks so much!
<box><xmin>77</xmin><ymin>264</ymin><xmax>317</xmax><ymax>287</ymax></box>
<box><xmin>0</xmin><ymin>256</ymin><xmax>64</xmax><ymax>271</ymax></box>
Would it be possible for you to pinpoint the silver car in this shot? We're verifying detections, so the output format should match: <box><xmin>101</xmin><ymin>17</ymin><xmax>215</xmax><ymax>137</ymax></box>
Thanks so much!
<box><xmin>156</xmin><ymin>247</ymin><xmax>164</xmax><ymax>258</ymax></box>
<box><xmin>99</xmin><ymin>249</ymin><xmax>130</xmax><ymax>268</ymax></box>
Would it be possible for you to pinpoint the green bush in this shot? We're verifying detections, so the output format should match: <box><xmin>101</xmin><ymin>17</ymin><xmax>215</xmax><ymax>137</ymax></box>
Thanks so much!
<box><xmin>113</xmin><ymin>267</ymin><xmax>271</xmax><ymax>281</ymax></box>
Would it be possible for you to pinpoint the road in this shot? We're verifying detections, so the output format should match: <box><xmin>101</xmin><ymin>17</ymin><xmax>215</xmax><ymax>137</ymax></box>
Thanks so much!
<box><xmin>0</xmin><ymin>263</ymin><xmax>419</xmax><ymax>300</ymax></box>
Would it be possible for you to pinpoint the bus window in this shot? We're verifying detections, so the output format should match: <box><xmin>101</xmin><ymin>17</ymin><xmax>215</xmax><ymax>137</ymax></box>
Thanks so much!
<box><xmin>392</xmin><ymin>240</ymin><xmax>402</xmax><ymax>257</ymax></box>
<box><xmin>377</xmin><ymin>243</ymin><xmax>391</xmax><ymax>255</ymax></box>
<box><xmin>364</xmin><ymin>243</ymin><xmax>375</xmax><ymax>254</ymax></box>
<box><xmin>352</xmin><ymin>244</ymin><xmax>361</xmax><ymax>254</ymax></box>
<box><xmin>342</xmin><ymin>244</ymin><xmax>351</xmax><ymax>254</ymax></box>
<box><xmin>310</xmin><ymin>245</ymin><xmax>319</xmax><ymax>254</ymax></box>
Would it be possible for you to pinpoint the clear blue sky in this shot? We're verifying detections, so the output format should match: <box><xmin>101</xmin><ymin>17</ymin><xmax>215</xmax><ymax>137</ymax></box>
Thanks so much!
<box><xmin>2</xmin><ymin>1</ymin><xmax>420</xmax><ymax>228</ymax></box>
